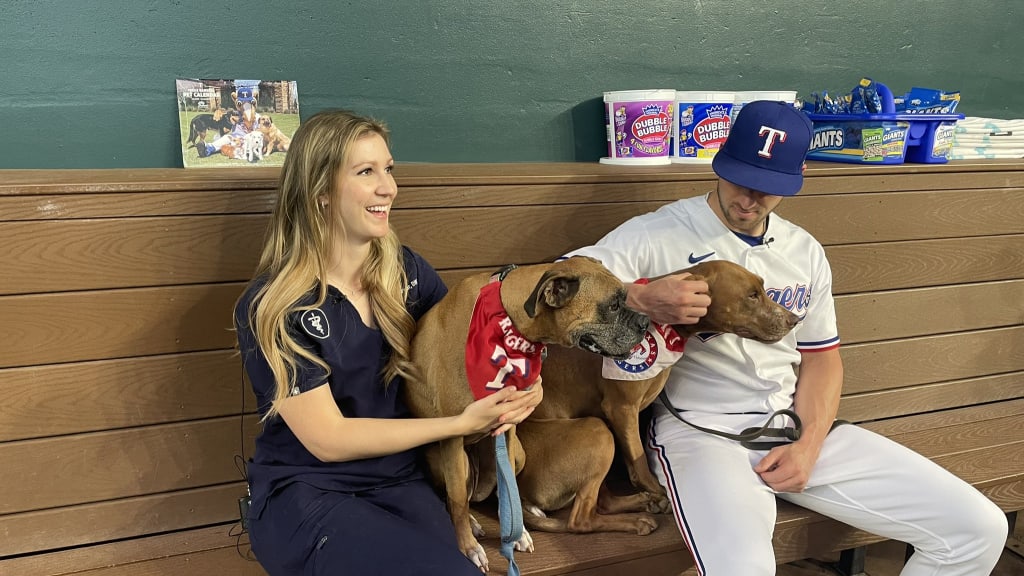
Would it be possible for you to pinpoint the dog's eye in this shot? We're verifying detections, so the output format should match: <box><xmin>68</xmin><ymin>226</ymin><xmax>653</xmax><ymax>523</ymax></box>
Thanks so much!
<box><xmin>748</xmin><ymin>290</ymin><xmax>761</xmax><ymax>300</ymax></box>
<box><xmin>608</xmin><ymin>301</ymin><xmax>621</xmax><ymax>313</ymax></box>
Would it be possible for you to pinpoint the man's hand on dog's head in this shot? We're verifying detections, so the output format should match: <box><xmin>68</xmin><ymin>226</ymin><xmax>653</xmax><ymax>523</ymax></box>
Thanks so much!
<box><xmin>626</xmin><ymin>273</ymin><xmax>710</xmax><ymax>326</ymax></box>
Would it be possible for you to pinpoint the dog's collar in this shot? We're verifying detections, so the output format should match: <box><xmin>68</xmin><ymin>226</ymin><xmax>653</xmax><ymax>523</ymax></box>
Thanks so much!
<box><xmin>490</xmin><ymin>264</ymin><xmax>518</xmax><ymax>283</ymax></box>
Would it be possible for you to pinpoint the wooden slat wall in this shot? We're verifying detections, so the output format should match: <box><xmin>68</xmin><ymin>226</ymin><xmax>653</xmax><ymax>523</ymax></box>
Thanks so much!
<box><xmin>1</xmin><ymin>160</ymin><xmax>1023</xmax><ymax>562</ymax></box>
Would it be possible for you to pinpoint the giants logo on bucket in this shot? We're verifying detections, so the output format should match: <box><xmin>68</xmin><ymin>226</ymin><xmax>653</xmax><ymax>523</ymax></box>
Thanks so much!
<box><xmin>631</xmin><ymin>104</ymin><xmax>671</xmax><ymax>143</ymax></box>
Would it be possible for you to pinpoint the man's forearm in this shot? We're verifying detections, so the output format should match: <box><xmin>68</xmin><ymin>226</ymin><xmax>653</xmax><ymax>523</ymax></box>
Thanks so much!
<box><xmin>793</xmin><ymin>348</ymin><xmax>844</xmax><ymax>451</ymax></box>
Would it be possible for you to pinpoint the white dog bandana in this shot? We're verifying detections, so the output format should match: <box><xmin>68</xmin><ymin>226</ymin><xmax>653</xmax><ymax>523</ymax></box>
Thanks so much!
<box><xmin>602</xmin><ymin>279</ymin><xmax>686</xmax><ymax>380</ymax></box>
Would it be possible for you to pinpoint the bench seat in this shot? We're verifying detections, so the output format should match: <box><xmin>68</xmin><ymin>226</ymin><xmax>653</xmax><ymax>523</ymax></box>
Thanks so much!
<box><xmin>1</xmin><ymin>160</ymin><xmax>1021</xmax><ymax>575</ymax></box>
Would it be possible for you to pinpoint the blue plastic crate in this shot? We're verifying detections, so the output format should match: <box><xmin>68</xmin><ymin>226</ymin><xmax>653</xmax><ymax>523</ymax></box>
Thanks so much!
<box><xmin>803</xmin><ymin>82</ymin><xmax>962</xmax><ymax>164</ymax></box>
<box><xmin>806</xmin><ymin>113</ymin><xmax>961</xmax><ymax>164</ymax></box>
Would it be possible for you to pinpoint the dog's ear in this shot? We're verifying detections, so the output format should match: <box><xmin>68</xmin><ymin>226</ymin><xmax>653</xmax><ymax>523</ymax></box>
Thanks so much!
<box><xmin>684</xmin><ymin>271</ymin><xmax>711</xmax><ymax>297</ymax></box>
<box><xmin>524</xmin><ymin>272</ymin><xmax>581</xmax><ymax>318</ymax></box>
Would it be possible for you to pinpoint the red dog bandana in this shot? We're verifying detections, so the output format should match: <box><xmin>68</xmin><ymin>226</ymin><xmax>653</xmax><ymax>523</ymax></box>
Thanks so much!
<box><xmin>465</xmin><ymin>280</ymin><xmax>545</xmax><ymax>400</ymax></box>
<box><xmin>603</xmin><ymin>278</ymin><xmax>687</xmax><ymax>380</ymax></box>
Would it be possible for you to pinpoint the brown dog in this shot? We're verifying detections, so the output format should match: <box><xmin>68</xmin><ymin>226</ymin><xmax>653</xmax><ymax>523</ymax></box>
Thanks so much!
<box><xmin>405</xmin><ymin>256</ymin><xmax>649</xmax><ymax>573</ymax></box>
<box><xmin>257</xmin><ymin>116</ymin><xmax>292</xmax><ymax>155</ymax></box>
<box><xmin>515</xmin><ymin>259</ymin><xmax>799</xmax><ymax>534</ymax></box>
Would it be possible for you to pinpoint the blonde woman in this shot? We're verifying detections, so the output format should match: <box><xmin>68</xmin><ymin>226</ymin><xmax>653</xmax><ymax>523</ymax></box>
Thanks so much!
<box><xmin>235</xmin><ymin>110</ymin><xmax>541</xmax><ymax>575</ymax></box>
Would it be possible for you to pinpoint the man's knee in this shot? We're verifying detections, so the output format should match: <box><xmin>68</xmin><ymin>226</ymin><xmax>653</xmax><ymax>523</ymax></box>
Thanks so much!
<box><xmin>916</xmin><ymin>496</ymin><xmax>1007</xmax><ymax>567</ymax></box>
<box><xmin>971</xmin><ymin>502</ymin><xmax>1009</xmax><ymax>561</ymax></box>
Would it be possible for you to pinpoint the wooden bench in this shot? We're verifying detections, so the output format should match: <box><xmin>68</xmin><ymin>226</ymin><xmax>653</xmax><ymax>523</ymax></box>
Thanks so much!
<box><xmin>1</xmin><ymin>161</ymin><xmax>1022</xmax><ymax>575</ymax></box>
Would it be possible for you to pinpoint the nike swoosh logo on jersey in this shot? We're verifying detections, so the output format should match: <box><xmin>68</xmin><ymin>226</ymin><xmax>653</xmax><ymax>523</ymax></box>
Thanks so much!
<box><xmin>688</xmin><ymin>251</ymin><xmax>715</xmax><ymax>264</ymax></box>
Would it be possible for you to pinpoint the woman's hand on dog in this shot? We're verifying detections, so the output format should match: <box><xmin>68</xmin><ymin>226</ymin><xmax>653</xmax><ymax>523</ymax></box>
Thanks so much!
<box><xmin>457</xmin><ymin>377</ymin><xmax>544</xmax><ymax>437</ymax></box>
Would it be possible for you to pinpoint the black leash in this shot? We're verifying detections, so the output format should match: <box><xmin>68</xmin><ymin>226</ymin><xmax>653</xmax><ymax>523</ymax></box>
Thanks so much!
<box><xmin>659</xmin><ymin>389</ymin><xmax>803</xmax><ymax>450</ymax></box>
<box><xmin>659</xmin><ymin>389</ymin><xmax>850</xmax><ymax>450</ymax></box>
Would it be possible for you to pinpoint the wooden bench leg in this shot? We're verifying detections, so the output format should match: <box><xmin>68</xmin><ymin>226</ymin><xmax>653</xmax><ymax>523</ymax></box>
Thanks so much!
<box><xmin>1007</xmin><ymin>511</ymin><xmax>1024</xmax><ymax>560</ymax></box>
<box><xmin>834</xmin><ymin>547</ymin><xmax>867</xmax><ymax>576</ymax></box>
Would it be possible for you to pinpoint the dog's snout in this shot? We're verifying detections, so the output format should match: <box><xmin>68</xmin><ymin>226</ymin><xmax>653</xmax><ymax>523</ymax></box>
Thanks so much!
<box><xmin>785</xmin><ymin>311</ymin><xmax>799</xmax><ymax>329</ymax></box>
<box><xmin>634</xmin><ymin>312</ymin><xmax>650</xmax><ymax>332</ymax></box>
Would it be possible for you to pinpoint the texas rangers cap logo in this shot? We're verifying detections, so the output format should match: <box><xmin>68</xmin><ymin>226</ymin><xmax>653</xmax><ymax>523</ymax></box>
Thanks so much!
<box><xmin>301</xmin><ymin>309</ymin><xmax>330</xmax><ymax>339</ymax></box>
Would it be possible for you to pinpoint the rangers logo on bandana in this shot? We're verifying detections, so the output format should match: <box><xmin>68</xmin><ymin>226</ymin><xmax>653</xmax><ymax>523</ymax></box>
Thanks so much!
<box><xmin>603</xmin><ymin>321</ymin><xmax>686</xmax><ymax>380</ymax></box>
<box><xmin>465</xmin><ymin>281</ymin><xmax>545</xmax><ymax>400</ymax></box>
<box><xmin>602</xmin><ymin>279</ymin><xmax>686</xmax><ymax>380</ymax></box>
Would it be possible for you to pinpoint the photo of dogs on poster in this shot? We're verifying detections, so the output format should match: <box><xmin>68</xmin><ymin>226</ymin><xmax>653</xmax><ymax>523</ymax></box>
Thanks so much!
<box><xmin>175</xmin><ymin>78</ymin><xmax>300</xmax><ymax>167</ymax></box>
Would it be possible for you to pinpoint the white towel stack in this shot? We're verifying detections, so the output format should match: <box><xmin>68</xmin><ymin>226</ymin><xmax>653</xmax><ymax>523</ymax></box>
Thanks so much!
<box><xmin>949</xmin><ymin>117</ymin><xmax>1024</xmax><ymax>159</ymax></box>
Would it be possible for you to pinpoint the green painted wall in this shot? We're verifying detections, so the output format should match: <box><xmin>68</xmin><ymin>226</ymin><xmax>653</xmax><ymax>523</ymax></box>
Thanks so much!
<box><xmin>2</xmin><ymin>1</ymin><xmax>1022</xmax><ymax>168</ymax></box>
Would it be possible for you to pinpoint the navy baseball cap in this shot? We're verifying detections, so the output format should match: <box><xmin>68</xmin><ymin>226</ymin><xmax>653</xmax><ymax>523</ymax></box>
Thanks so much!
<box><xmin>712</xmin><ymin>100</ymin><xmax>813</xmax><ymax>196</ymax></box>
<box><xmin>235</xmin><ymin>86</ymin><xmax>256</xmax><ymax>103</ymax></box>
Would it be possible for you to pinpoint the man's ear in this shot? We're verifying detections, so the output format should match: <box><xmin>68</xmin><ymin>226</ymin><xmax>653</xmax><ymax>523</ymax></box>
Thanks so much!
<box><xmin>524</xmin><ymin>272</ymin><xmax>581</xmax><ymax>318</ymax></box>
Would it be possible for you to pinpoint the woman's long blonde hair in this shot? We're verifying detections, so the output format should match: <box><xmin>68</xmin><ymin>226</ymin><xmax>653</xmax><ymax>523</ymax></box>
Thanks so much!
<box><xmin>241</xmin><ymin>110</ymin><xmax>418</xmax><ymax>419</ymax></box>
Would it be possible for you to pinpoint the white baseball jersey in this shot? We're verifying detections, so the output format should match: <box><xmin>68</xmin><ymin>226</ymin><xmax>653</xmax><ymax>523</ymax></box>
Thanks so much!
<box><xmin>565</xmin><ymin>192</ymin><xmax>839</xmax><ymax>415</ymax></box>
<box><xmin>566</xmin><ymin>194</ymin><xmax>1006</xmax><ymax>575</ymax></box>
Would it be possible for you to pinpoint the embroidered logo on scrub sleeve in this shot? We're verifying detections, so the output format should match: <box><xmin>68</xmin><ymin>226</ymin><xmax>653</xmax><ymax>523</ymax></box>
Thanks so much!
<box><xmin>301</xmin><ymin>309</ymin><xmax>330</xmax><ymax>339</ymax></box>
<box><xmin>465</xmin><ymin>281</ymin><xmax>545</xmax><ymax>400</ymax></box>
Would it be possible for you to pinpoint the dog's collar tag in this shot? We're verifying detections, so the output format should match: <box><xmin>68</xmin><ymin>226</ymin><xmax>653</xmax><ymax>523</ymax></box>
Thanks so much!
<box><xmin>465</xmin><ymin>281</ymin><xmax>545</xmax><ymax>400</ymax></box>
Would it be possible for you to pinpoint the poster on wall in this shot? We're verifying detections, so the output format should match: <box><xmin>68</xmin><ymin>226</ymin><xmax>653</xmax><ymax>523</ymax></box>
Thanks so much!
<box><xmin>176</xmin><ymin>78</ymin><xmax>300</xmax><ymax>168</ymax></box>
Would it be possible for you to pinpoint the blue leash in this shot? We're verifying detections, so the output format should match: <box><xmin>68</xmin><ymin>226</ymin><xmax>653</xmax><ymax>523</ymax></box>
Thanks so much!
<box><xmin>494</xmin><ymin>431</ymin><xmax>523</xmax><ymax>576</ymax></box>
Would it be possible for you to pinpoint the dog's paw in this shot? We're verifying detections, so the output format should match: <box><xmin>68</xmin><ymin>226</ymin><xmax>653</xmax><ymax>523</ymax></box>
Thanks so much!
<box><xmin>514</xmin><ymin>528</ymin><xmax>534</xmax><ymax>553</ymax></box>
<box><xmin>464</xmin><ymin>541</ymin><xmax>488</xmax><ymax>573</ymax></box>
<box><xmin>646</xmin><ymin>492</ymin><xmax>671</xmax><ymax>514</ymax></box>
<box><xmin>469</xmin><ymin>513</ymin><xmax>485</xmax><ymax>538</ymax></box>
<box><xmin>523</xmin><ymin>504</ymin><xmax>547</xmax><ymax>518</ymax></box>
<box><xmin>633</xmin><ymin>513</ymin><xmax>659</xmax><ymax>536</ymax></box>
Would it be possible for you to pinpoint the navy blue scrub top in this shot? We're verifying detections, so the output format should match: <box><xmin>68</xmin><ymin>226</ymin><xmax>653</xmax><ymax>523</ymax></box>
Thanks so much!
<box><xmin>234</xmin><ymin>247</ymin><xmax>448</xmax><ymax>520</ymax></box>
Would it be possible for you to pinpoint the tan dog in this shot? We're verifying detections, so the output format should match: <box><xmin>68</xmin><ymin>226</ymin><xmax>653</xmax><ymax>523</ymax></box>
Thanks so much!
<box><xmin>516</xmin><ymin>259</ymin><xmax>800</xmax><ymax>533</ymax></box>
<box><xmin>405</xmin><ymin>256</ymin><xmax>650</xmax><ymax>573</ymax></box>
<box><xmin>257</xmin><ymin>116</ymin><xmax>292</xmax><ymax>155</ymax></box>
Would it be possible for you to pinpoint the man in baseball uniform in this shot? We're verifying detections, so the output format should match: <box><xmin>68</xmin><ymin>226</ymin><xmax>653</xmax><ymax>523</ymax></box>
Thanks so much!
<box><xmin>565</xmin><ymin>101</ymin><xmax>1006</xmax><ymax>575</ymax></box>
